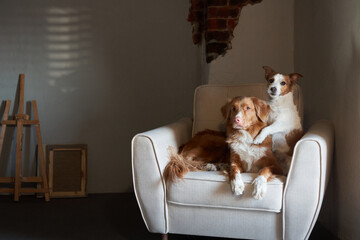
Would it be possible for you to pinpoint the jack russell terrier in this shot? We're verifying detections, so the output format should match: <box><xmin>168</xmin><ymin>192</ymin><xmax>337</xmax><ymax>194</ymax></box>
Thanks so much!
<box><xmin>254</xmin><ymin>66</ymin><xmax>303</xmax><ymax>175</ymax></box>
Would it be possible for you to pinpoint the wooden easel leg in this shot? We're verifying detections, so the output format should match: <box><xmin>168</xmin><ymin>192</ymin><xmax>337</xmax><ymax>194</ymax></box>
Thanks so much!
<box><xmin>161</xmin><ymin>234</ymin><xmax>168</xmax><ymax>240</ymax></box>
<box><xmin>32</xmin><ymin>101</ymin><xmax>50</xmax><ymax>202</ymax></box>
<box><xmin>14</xmin><ymin>119</ymin><xmax>24</xmax><ymax>202</ymax></box>
<box><xmin>14</xmin><ymin>74</ymin><xmax>26</xmax><ymax>202</ymax></box>
<box><xmin>0</xmin><ymin>100</ymin><xmax>11</xmax><ymax>156</ymax></box>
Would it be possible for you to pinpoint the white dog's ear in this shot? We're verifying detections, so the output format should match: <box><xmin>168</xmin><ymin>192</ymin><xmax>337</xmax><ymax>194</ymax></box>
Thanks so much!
<box><xmin>262</xmin><ymin>66</ymin><xmax>276</xmax><ymax>80</ymax></box>
<box><xmin>251</xmin><ymin>97</ymin><xmax>270</xmax><ymax>123</ymax></box>
<box><xmin>221</xmin><ymin>98</ymin><xmax>232</xmax><ymax>120</ymax></box>
<box><xmin>289</xmin><ymin>73</ymin><xmax>303</xmax><ymax>84</ymax></box>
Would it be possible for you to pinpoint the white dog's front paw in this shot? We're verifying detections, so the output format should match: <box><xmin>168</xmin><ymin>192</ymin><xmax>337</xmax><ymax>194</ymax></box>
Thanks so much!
<box><xmin>231</xmin><ymin>173</ymin><xmax>245</xmax><ymax>196</ymax></box>
<box><xmin>254</xmin><ymin>133</ymin><xmax>266</xmax><ymax>145</ymax></box>
<box><xmin>205</xmin><ymin>163</ymin><xmax>217</xmax><ymax>171</ymax></box>
<box><xmin>252</xmin><ymin>176</ymin><xmax>267</xmax><ymax>200</ymax></box>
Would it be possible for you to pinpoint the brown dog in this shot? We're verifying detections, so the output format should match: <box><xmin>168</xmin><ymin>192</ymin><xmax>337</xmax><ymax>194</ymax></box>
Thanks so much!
<box><xmin>164</xmin><ymin>129</ymin><xmax>228</xmax><ymax>182</ymax></box>
<box><xmin>222</xmin><ymin>96</ymin><xmax>283</xmax><ymax>200</ymax></box>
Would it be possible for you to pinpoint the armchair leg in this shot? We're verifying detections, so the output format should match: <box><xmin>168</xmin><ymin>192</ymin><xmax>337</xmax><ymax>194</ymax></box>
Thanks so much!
<box><xmin>162</xmin><ymin>234</ymin><xmax>168</xmax><ymax>240</ymax></box>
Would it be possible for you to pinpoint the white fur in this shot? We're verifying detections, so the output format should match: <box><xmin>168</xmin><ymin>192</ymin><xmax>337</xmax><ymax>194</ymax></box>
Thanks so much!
<box><xmin>205</xmin><ymin>163</ymin><xmax>217</xmax><ymax>171</ymax></box>
<box><xmin>254</xmin><ymin>75</ymin><xmax>302</xmax><ymax>174</ymax></box>
<box><xmin>205</xmin><ymin>163</ymin><xmax>229</xmax><ymax>171</ymax></box>
<box><xmin>231</xmin><ymin>171</ymin><xmax>245</xmax><ymax>196</ymax></box>
<box><xmin>254</xmin><ymin>92</ymin><xmax>302</xmax><ymax>145</ymax></box>
<box><xmin>252</xmin><ymin>175</ymin><xmax>267</xmax><ymax>200</ymax></box>
<box><xmin>254</xmin><ymin>92</ymin><xmax>301</xmax><ymax>145</ymax></box>
<box><xmin>267</xmin><ymin>73</ymin><xmax>284</xmax><ymax>97</ymax></box>
<box><xmin>230</xmin><ymin>130</ymin><xmax>266</xmax><ymax>172</ymax></box>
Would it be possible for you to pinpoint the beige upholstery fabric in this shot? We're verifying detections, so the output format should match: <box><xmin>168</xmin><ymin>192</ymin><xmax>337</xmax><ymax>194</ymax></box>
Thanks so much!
<box><xmin>132</xmin><ymin>118</ymin><xmax>193</xmax><ymax>233</ymax></box>
<box><xmin>167</xmin><ymin>171</ymin><xmax>286</xmax><ymax>212</ymax></box>
<box><xmin>283</xmin><ymin>120</ymin><xmax>334</xmax><ymax>240</ymax></box>
<box><xmin>168</xmin><ymin>204</ymin><xmax>282</xmax><ymax>240</ymax></box>
<box><xmin>192</xmin><ymin>84</ymin><xmax>303</xmax><ymax>135</ymax></box>
<box><xmin>131</xmin><ymin>84</ymin><xmax>334</xmax><ymax>240</ymax></box>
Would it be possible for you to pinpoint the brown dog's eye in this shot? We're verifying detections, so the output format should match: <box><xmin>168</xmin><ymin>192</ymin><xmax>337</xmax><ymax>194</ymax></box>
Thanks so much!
<box><xmin>269</xmin><ymin>79</ymin><xmax>274</xmax><ymax>83</ymax></box>
<box><xmin>246</xmin><ymin>107</ymin><xmax>251</xmax><ymax>110</ymax></box>
<box><xmin>232</xmin><ymin>106</ymin><xmax>236</xmax><ymax>111</ymax></box>
<box><xmin>281</xmin><ymin>81</ymin><xmax>286</xmax><ymax>85</ymax></box>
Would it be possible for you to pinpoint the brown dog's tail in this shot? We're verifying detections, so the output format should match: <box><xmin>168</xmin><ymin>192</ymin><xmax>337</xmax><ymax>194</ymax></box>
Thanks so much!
<box><xmin>163</xmin><ymin>147</ymin><xmax>205</xmax><ymax>183</ymax></box>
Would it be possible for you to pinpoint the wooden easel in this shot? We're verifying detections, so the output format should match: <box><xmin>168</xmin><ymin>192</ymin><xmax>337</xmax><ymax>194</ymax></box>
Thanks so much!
<box><xmin>0</xmin><ymin>74</ymin><xmax>50</xmax><ymax>202</ymax></box>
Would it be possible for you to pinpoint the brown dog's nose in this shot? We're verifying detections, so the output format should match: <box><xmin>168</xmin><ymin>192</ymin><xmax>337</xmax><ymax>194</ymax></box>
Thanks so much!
<box><xmin>234</xmin><ymin>117</ymin><xmax>243</xmax><ymax>126</ymax></box>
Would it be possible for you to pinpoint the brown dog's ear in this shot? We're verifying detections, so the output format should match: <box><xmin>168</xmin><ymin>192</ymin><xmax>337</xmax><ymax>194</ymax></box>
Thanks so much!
<box><xmin>251</xmin><ymin>97</ymin><xmax>270</xmax><ymax>123</ymax></box>
<box><xmin>221</xmin><ymin>99</ymin><xmax>232</xmax><ymax>120</ymax></box>
<box><xmin>262</xmin><ymin>66</ymin><xmax>276</xmax><ymax>80</ymax></box>
<box><xmin>289</xmin><ymin>73</ymin><xmax>303</xmax><ymax>84</ymax></box>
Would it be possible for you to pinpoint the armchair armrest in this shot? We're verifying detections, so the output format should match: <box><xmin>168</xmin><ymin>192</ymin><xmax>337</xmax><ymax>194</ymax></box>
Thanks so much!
<box><xmin>131</xmin><ymin>118</ymin><xmax>193</xmax><ymax>233</ymax></box>
<box><xmin>283</xmin><ymin>120</ymin><xmax>334</xmax><ymax>240</ymax></box>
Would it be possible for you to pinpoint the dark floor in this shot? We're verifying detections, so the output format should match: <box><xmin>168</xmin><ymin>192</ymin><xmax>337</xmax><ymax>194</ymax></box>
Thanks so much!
<box><xmin>0</xmin><ymin>193</ymin><xmax>336</xmax><ymax>240</ymax></box>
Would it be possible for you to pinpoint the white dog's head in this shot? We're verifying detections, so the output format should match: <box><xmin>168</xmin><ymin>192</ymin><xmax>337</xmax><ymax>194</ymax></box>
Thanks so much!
<box><xmin>262</xmin><ymin>66</ymin><xmax>303</xmax><ymax>98</ymax></box>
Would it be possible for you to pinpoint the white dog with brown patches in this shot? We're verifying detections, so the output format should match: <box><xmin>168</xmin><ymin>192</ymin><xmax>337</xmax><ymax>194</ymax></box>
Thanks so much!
<box><xmin>254</xmin><ymin>66</ymin><xmax>303</xmax><ymax>175</ymax></box>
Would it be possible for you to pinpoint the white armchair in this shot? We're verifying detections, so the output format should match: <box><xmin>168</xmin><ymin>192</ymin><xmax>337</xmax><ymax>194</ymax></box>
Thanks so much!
<box><xmin>131</xmin><ymin>84</ymin><xmax>334</xmax><ymax>240</ymax></box>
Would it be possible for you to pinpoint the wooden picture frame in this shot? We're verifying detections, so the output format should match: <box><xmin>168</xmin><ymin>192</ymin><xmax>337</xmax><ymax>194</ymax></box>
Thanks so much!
<box><xmin>46</xmin><ymin>144</ymin><xmax>87</xmax><ymax>198</ymax></box>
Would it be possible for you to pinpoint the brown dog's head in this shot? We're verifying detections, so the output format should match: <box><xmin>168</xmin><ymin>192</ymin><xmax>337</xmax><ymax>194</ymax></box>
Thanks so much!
<box><xmin>262</xmin><ymin>66</ymin><xmax>303</xmax><ymax>98</ymax></box>
<box><xmin>221</xmin><ymin>96</ymin><xmax>270</xmax><ymax>131</ymax></box>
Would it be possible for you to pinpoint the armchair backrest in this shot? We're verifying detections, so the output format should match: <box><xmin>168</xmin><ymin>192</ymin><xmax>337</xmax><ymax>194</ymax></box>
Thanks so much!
<box><xmin>192</xmin><ymin>84</ymin><xmax>303</xmax><ymax>136</ymax></box>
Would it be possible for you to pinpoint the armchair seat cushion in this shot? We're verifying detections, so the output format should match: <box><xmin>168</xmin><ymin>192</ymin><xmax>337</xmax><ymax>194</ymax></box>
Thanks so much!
<box><xmin>167</xmin><ymin>171</ymin><xmax>286</xmax><ymax>213</ymax></box>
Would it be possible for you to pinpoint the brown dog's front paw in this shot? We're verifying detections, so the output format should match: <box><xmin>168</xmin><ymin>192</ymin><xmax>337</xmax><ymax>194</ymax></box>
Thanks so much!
<box><xmin>252</xmin><ymin>175</ymin><xmax>267</xmax><ymax>200</ymax></box>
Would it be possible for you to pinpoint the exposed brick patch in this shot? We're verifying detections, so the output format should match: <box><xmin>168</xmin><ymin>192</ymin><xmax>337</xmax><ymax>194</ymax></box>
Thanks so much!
<box><xmin>205</xmin><ymin>31</ymin><xmax>230</xmax><ymax>41</ymax></box>
<box><xmin>227</xmin><ymin>18</ymin><xmax>238</xmax><ymax>30</ymax></box>
<box><xmin>207</xmin><ymin>7</ymin><xmax>240</xmax><ymax>18</ymax></box>
<box><xmin>207</xmin><ymin>19</ymin><xmax>227</xmax><ymax>30</ymax></box>
<box><xmin>207</xmin><ymin>0</ymin><xmax>227</xmax><ymax>6</ymax></box>
<box><xmin>229</xmin><ymin>0</ymin><xmax>248</xmax><ymax>5</ymax></box>
<box><xmin>206</xmin><ymin>42</ymin><xmax>228</xmax><ymax>54</ymax></box>
<box><xmin>188</xmin><ymin>0</ymin><xmax>263</xmax><ymax>63</ymax></box>
<box><xmin>187</xmin><ymin>0</ymin><xmax>206</xmax><ymax>45</ymax></box>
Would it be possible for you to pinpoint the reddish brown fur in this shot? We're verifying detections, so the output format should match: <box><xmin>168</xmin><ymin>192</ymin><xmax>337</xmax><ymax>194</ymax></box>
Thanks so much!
<box><xmin>164</xmin><ymin>95</ymin><xmax>284</xmax><ymax>183</ymax></box>
<box><xmin>280</xmin><ymin>75</ymin><xmax>293</xmax><ymax>96</ymax></box>
<box><xmin>180</xmin><ymin>130</ymin><xmax>228</xmax><ymax>163</ymax></box>
<box><xmin>285</xmin><ymin>129</ymin><xmax>303</xmax><ymax>155</ymax></box>
<box><xmin>164</xmin><ymin>147</ymin><xmax>205</xmax><ymax>183</ymax></box>
<box><xmin>221</xmin><ymin>97</ymin><xmax>270</xmax><ymax>136</ymax></box>
<box><xmin>163</xmin><ymin>129</ymin><xmax>229</xmax><ymax>182</ymax></box>
<box><xmin>229</xmin><ymin>151</ymin><xmax>244</xmax><ymax>182</ymax></box>
<box><xmin>222</xmin><ymin>97</ymin><xmax>283</xmax><ymax>183</ymax></box>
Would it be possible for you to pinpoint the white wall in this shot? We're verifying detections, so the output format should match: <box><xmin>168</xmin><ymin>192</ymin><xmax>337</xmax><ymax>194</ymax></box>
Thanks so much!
<box><xmin>295</xmin><ymin>0</ymin><xmax>360</xmax><ymax>239</ymax></box>
<box><xmin>209</xmin><ymin>0</ymin><xmax>294</xmax><ymax>84</ymax></box>
<box><xmin>0</xmin><ymin>0</ymin><xmax>203</xmax><ymax>193</ymax></box>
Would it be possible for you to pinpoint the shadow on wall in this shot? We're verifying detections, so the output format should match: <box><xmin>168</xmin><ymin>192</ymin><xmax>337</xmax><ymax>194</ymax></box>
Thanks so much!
<box><xmin>295</xmin><ymin>1</ymin><xmax>360</xmax><ymax>237</ymax></box>
<box><xmin>330</xmin><ymin>34</ymin><xmax>360</xmax><ymax>239</ymax></box>
<box><xmin>0</xmin><ymin>0</ymin><xmax>201</xmax><ymax>193</ymax></box>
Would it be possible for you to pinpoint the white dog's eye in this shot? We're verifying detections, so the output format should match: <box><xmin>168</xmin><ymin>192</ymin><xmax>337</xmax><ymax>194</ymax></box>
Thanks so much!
<box><xmin>281</xmin><ymin>81</ymin><xmax>286</xmax><ymax>85</ymax></box>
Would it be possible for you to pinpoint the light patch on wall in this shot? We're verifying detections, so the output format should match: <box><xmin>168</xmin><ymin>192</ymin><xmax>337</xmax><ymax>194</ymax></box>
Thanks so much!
<box><xmin>45</xmin><ymin>7</ymin><xmax>93</xmax><ymax>92</ymax></box>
